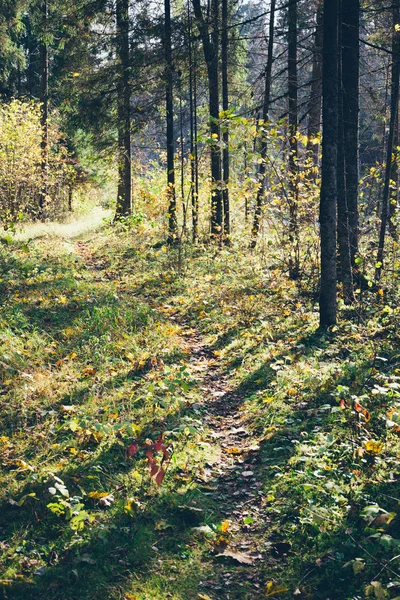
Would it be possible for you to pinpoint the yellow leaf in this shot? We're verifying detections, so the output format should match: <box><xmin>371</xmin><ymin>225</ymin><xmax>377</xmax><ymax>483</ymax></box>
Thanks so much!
<box><xmin>225</xmin><ymin>447</ymin><xmax>242</xmax><ymax>455</ymax></box>
<box><xmin>263</xmin><ymin>396</ymin><xmax>275</xmax><ymax>404</ymax></box>
<box><xmin>124</xmin><ymin>498</ymin><xmax>138</xmax><ymax>515</ymax></box>
<box><xmin>265</xmin><ymin>581</ymin><xmax>289</xmax><ymax>597</ymax></box>
<box><xmin>220</xmin><ymin>520</ymin><xmax>230</xmax><ymax>533</ymax></box>
<box><xmin>88</xmin><ymin>491</ymin><xmax>109</xmax><ymax>499</ymax></box>
<box><xmin>198</xmin><ymin>595</ymin><xmax>213</xmax><ymax>600</ymax></box>
<box><xmin>82</xmin><ymin>366</ymin><xmax>96</xmax><ymax>376</ymax></box>
<box><xmin>365</xmin><ymin>440</ymin><xmax>384</xmax><ymax>454</ymax></box>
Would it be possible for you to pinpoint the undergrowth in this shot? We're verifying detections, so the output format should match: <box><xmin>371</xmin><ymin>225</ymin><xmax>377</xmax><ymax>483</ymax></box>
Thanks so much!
<box><xmin>0</xmin><ymin>219</ymin><xmax>399</xmax><ymax>600</ymax></box>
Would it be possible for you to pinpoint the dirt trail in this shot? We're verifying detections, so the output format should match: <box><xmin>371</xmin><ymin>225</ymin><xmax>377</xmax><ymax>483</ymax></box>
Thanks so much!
<box><xmin>182</xmin><ymin>331</ymin><xmax>270</xmax><ymax>595</ymax></box>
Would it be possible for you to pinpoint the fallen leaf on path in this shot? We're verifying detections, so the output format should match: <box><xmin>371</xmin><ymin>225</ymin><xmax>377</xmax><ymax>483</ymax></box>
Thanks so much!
<box><xmin>82</xmin><ymin>366</ymin><xmax>96</xmax><ymax>376</ymax></box>
<box><xmin>216</xmin><ymin>549</ymin><xmax>254</xmax><ymax>565</ymax></box>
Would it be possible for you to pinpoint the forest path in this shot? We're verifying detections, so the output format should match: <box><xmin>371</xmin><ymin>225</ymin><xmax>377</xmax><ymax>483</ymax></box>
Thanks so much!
<box><xmin>73</xmin><ymin>233</ymin><xmax>272</xmax><ymax>597</ymax></box>
<box><xmin>8</xmin><ymin>207</ymin><xmax>111</xmax><ymax>246</ymax></box>
<box><xmin>166</xmin><ymin>322</ymin><xmax>271</xmax><ymax>596</ymax></box>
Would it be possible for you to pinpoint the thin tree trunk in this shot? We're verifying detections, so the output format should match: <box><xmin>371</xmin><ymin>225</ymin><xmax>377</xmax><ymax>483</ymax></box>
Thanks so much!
<box><xmin>179</xmin><ymin>70</ymin><xmax>187</xmax><ymax>232</ymax></box>
<box><xmin>39</xmin><ymin>0</ymin><xmax>48</xmax><ymax>219</ymax></box>
<box><xmin>342</xmin><ymin>0</ymin><xmax>360</xmax><ymax>264</ymax></box>
<box><xmin>165</xmin><ymin>0</ymin><xmax>177</xmax><ymax>242</ymax></box>
<box><xmin>194</xmin><ymin>41</ymin><xmax>199</xmax><ymax>236</ymax></box>
<box><xmin>337</xmin><ymin>0</ymin><xmax>355</xmax><ymax>304</ymax></box>
<box><xmin>307</xmin><ymin>0</ymin><xmax>323</xmax><ymax>170</ymax></box>
<box><xmin>250</xmin><ymin>0</ymin><xmax>276</xmax><ymax>248</ymax></box>
<box><xmin>221</xmin><ymin>0</ymin><xmax>230</xmax><ymax>238</ymax></box>
<box><xmin>376</xmin><ymin>0</ymin><xmax>400</xmax><ymax>281</ymax></box>
<box><xmin>319</xmin><ymin>0</ymin><xmax>339</xmax><ymax>328</ymax></box>
<box><xmin>389</xmin><ymin>110</ymin><xmax>399</xmax><ymax>239</ymax></box>
<box><xmin>188</xmin><ymin>5</ymin><xmax>198</xmax><ymax>242</ymax></box>
<box><xmin>192</xmin><ymin>0</ymin><xmax>223</xmax><ymax>238</ymax></box>
<box><xmin>115</xmin><ymin>0</ymin><xmax>132</xmax><ymax>219</ymax></box>
<box><xmin>288</xmin><ymin>0</ymin><xmax>299</xmax><ymax>278</ymax></box>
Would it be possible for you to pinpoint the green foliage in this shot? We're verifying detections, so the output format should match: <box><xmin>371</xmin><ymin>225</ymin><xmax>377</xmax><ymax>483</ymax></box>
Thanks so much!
<box><xmin>0</xmin><ymin>100</ymin><xmax>73</xmax><ymax>226</ymax></box>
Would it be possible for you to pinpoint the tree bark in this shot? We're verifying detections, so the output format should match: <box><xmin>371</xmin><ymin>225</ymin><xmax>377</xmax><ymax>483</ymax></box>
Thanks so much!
<box><xmin>188</xmin><ymin>6</ymin><xmax>198</xmax><ymax>242</ymax></box>
<box><xmin>389</xmin><ymin>111</ymin><xmax>398</xmax><ymax>239</ymax></box>
<box><xmin>337</xmin><ymin>0</ymin><xmax>355</xmax><ymax>304</ymax></box>
<box><xmin>342</xmin><ymin>0</ymin><xmax>360</xmax><ymax>264</ymax></box>
<box><xmin>307</xmin><ymin>0</ymin><xmax>323</xmax><ymax>170</ymax></box>
<box><xmin>221</xmin><ymin>0</ymin><xmax>230</xmax><ymax>238</ymax></box>
<box><xmin>114</xmin><ymin>0</ymin><xmax>132</xmax><ymax>219</ymax></box>
<box><xmin>376</xmin><ymin>0</ymin><xmax>400</xmax><ymax>281</ymax></box>
<box><xmin>319</xmin><ymin>0</ymin><xmax>339</xmax><ymax>328</ymax></box>
<box><xmin>164</xmin><ymin>0</ymin><xmax>177</xmax><ymax>242</ymax></box>
<box><xmin>192</xmin><ymin>0</ymin><xmax>223</xmax><ymax>237</ymax></box>
<box><xmin>250</xmin><ymin>0</ymin><xmax>276</xmax><ymax>248</ymax></box>
<box><xmin>39</xmin><ymin>0</ymin><xmax>48</xmax><ymax>219</ymax></box>
<box><xmin>288</xmin><ymin>0</ymin><xmax>299</xmax><ymax>278</ymax></box>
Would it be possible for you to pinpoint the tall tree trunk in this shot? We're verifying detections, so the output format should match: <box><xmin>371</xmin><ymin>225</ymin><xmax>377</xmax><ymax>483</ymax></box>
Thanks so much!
<box><xmin>221</xmin><ymin>0</ymin><xmax>230</xmax><ymax>238</ymax></box>
<box><xmin>188</xmin><ymin>5</ymin><xmax>198</xmax><ymax>242</ymax></box>
<box><xmin>319</xmin><ymin>0</ymin><xmax>339</xmax><ymax>328</ymax></box>
<box><xmin>307</xmin><ymin>0</ymin><xmax>323</xmax><ymax>170</ymax></box>
<box><xmin>39</xmin><ymin>0</ymin><xmax>48</xmax><ymax>219</ymax></box>
<box><xmin>165</xmin><ymin>0</ymin><xmax>177</xmax><ymax>242</ymax></box>
<box><xmin>192</xmin><ymin>0</ymin><xmax>223</xmax><ymax>238</ymax></box>
<box><xmin>389</xmin><ymin>111</ymin><xmax>399</xmax><ymax>239</ymax></box>
<box><xmin>342</xmin><ymin>0</ymin><xmax>360</xmax><ymax>264</ymax></box>
<box><xmin>179</xmin><ymin>70</ymin><xmax>187</xmax><ymax>232</ymax></box>
<box><xmin>194</xmin><ymin>41</ymin><xmax>199</xmax><ymax>237</ymax></box>
<box><xmin>250</xmin><ymin>0</ymin><xmax>276</xmax><ymax>248</ymax></box>
<box><xmin>288</xmin><ymin>0</ymin><xmax>299</xmax><ymax>278</ymax></box>
<box><xmin>376</xmin><ymin>0</ymin><xmax>400</xmax><ymax>281</ymax></box>
<box><xmin>115</xmin><ymin>0</ymin><xmax>132</xmax><ymax>219</ymax></box>
<box><xmin>337</xmin><ymin>0</ymin><xmax>355</xmax><ymax>304</ymax></box>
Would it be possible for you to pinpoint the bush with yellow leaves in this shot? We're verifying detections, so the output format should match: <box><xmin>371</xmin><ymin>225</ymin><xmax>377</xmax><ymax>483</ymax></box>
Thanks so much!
<box><xmin>0</xmin><ymin>99</ymin><xmax>74</xmax><ymax>226</ymax></box>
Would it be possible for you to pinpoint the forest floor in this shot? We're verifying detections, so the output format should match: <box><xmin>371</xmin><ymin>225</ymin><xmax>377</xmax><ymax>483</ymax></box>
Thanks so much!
<box><xmin>0</xmin><ymin>215</ymin><xmax>400</xmax><ymax>600</ymax></box>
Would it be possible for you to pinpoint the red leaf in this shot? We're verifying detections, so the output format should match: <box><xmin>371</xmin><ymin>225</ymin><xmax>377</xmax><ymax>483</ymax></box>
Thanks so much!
<box><xmin>155</xmin><ymin>468</ymin><xmax>165</xmax><ymax>485</ymax></box>
<box><xmin>128</xmin><ymin>444</ymin><xmax>138</xmax><ymax>457</ymax></box>
<box><xmin>150</xmin><ymin>463</ymin><xmax>159</xmax><ymax>477</ymax></box>
<box><xmin>354</xmin><ymin>401</ymin><xmax>363</xmax><ymax>413</ymax></box>
<box><xmin>339</xmin><ymin>400</ymin><xmax>346</xmax><ymax>409</ymax></box>
<box><xmin>154</xmin><ymin>441</ymin><xmax>166</xmax><ymax>453</ymax></box>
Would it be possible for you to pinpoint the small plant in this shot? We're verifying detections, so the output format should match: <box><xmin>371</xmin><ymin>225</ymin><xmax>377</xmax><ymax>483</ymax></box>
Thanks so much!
<box><xmin>47</xmin><ymin>475</ymin><xmax>94</xmax><ymax>531</ymax></box>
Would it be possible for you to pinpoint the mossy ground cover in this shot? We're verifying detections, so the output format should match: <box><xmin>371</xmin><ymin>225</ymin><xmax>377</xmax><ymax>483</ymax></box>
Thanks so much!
<box><xmin>0</xmin><ymin>218</ymin><xmax>399</xmax><ymax>600</ymax></box>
